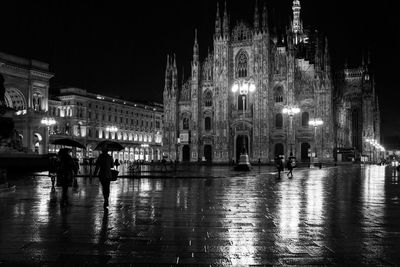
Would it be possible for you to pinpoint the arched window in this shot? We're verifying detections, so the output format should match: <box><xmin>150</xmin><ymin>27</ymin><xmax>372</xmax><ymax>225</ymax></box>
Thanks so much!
<box><xmin>183</xmin><ymin>117</ymin><xmax>189</xmax><ymax>130</ymax></box>
<box><xmin>275</xmin><ymin>113</ymin><xmax>283</xmax><ymax>129</ymax></box>
<box><xmin>205</xmin><ymin>117</ymin><xmax>211</xmax><ymax>131</ymax></box>
<box><xmin>274</xmin><ymin>86</ymin><xmax>283</xmax><ymax>103</ymax></box>
<box><xmin>301</xmin><ymin>112</ymin><xmax>309</xmax><ymax>127</ymax></box>
<box><xmin>204</xmin><ymin>90</ymin><xmax>213</xmax><ymax>107</ymax></box>
<box><xmin>236</xmin><ymin>51</ymin><xmax>248</xmax><ymax>78</ymax></box>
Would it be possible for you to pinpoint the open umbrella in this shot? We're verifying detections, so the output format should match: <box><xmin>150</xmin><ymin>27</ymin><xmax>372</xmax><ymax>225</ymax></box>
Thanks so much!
<box><xmin>51</xmin><ymin>138</ymin><xmax>85</xmax><ymax>149</ymax></box>
<box><xmin>94</xmin><ymin>140</ymin><xmax>124</xmax><ymax>151</ymax></box>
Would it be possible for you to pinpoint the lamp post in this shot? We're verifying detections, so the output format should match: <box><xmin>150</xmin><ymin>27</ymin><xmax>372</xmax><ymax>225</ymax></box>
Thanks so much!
<box><xmin>231</xmin><ymin>79</ymin><xmax>256</xmax><ymax>171</ymax></box>
<box><xmin>282</xmin><ymin>106</ymin><xmax>300</xmax><ymax>155</ymax></box>
<box><xmin>41</xmin><ymin>117</ymin><xmax>56</xmax><ymax>153</ymax></box>
<box><xmin>309</xmin><ymin>118</ymin><xmax>323</xmax><ymax>165</ymax></box>
<box><xmin>175</xmin><ymin>137</ymin><xmax>180</xmax><ymax>171</ymax></box>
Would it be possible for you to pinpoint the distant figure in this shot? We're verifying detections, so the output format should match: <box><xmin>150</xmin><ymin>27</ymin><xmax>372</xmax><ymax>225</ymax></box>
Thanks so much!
<box><xmin>57</xmin><ymin>148</ymin><xmax>75</xmax><ymax>206</ymax></box>
<box><xmin>114</xmin><ymin>159</ymin><xmax>120</xmax><ymax>168</ymax></box>
<box><xmin>258</xmin><ymin>158</ymin><xmax>261</xmax><ymax>167</ymax></box>
<box><xmin>161</xmin><ymin>157</ymin><xmax>167</xmax><ymax>172</ymax></box>
<box><xmin>48</xmin><ymin>155</ymin><xmax>59</xmax><ymax>188</ymax></box>
<box><xmin>88</xmin><ymin>158</ymin><xmax>94</xmax><ymax>177</ymax></box>
<box><xmin>94</xmin><ymin>148</ymin><xmax>114</xmax><ymax>209</ymax></box>
<box><xmin>275</xmin><ymin>156</ymin><xmax>284</xmax><ymax>179</ymax></box>
<box><xmin>287</xmin><ymin>153</ymin><xmax>297</xmax><ymax>179</ymax></box>
<box><xmin>72</xmin><ymin>158</ymin><xmax>79</xmax><ymax>188</ymax></box>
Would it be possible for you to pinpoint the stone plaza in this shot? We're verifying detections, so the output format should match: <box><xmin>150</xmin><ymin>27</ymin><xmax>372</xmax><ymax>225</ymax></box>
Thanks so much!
<box><xmin>1</xmin><ymin>165</ymin><xmax>399</xmax><ymax>266</ymax></box>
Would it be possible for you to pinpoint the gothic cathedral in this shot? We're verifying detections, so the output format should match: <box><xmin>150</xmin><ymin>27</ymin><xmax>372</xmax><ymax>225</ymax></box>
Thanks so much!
<box><xmin>163</xmin><ymin>0</ymin><xmax>380</xmax><ymax>164</ymax></box>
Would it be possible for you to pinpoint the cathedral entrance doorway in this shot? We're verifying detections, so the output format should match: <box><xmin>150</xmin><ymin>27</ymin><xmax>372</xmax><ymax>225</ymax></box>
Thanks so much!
<box><xmin>274</xmin><ymin>143</ymin><xmax>284</xmax><ymax>158</ymax></box>
<box><xmin>236</xmin><ymin>135</ymin><xmax>249</xmax><ymax>163</ymax></box>
<box><xmin>182</xmin><ymin>145</ymin><xmax>190</xmax><ymax>162</ymax></box>
<box><xmin>301</xmin><ymin>142</ymin><xmax>311</xmax><ymax>162</ymax></box>
<box><xmin>204</xmin><ymin>145</ymin><xmax>212</xmax><ymax>162</ymax></box>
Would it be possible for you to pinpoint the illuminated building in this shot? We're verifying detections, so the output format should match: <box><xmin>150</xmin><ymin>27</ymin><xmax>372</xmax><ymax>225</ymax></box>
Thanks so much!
<box><xmin>163</xmin><ymin>1</ymin><xmax>380</xmax><ymax>163</ymax></box>
<box><xmin>0</xmin><ymin>52</ymin><xmax>53</xmax><ymax>154</ymax></box>
<box><xmin>48</xmin><ymin>88</ymin><xmax>163</xmax><ymax>161</ymax></box>
<box><xmin>334</xmin><ymin>56</ymin><xmax>381</xmax><ymax>162</ymax></box>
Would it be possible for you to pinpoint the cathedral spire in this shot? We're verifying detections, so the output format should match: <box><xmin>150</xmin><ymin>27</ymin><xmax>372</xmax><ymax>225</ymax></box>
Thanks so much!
<box><xmin>324</xmin><ymin>36</ymin><xmax>331</xmax><ymax>72</ymax></box>
<box><xmin>262</xmin><ymin>2</ymin><xmax>268</xmax><ymax>33</ymax></box>
<box><xmin>171</xmin><ymin>54</ymin><xmax>178</xmax><ymax>93</ymax></box>
<box><xmin>222</xmin><ymin>1</ymin><xmax>229</xmax><ymax>38</ymax></box>
<box><xmin>164</xmin><ymin>54</ymin><xmax>171</xmax><ymax>93</ymax></box>
<box><xmin>215</xmin><ymin>2</ymin><xmax>221</xmax><ymax>38</ymax></box>
<box><xmin>193</xmin><ymin>29</ymin><xmax>199</xmax><ymax>62</ymax></box>
<box><xmin>254</xmin><ymin>0</ymin><xmax>259</xmax><ymax>32</ymax></box>
<box><xmin>292</xmin><ymin>0</ymin><xmax>302</xmax><ymax>44</ymax></box>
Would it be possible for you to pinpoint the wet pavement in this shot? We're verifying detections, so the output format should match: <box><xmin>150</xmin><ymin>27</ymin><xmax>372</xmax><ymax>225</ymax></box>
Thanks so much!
<box><xmin>1</xmin><ymin>165</ymin><xmax>400</xmax><ymax>266</ymax></box>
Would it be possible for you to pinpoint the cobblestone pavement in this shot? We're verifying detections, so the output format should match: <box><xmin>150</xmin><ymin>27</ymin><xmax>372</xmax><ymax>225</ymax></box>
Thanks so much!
<box><xmin>1</xmin><ymin>165</ymin><xmax>400</xmax><ymax>266</ymax></box>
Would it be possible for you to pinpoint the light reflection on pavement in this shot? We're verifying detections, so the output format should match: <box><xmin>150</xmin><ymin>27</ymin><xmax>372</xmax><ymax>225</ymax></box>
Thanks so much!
<box><xmin>0</xmin><ymin>165</ymin><xmax>399</xmax><ymax>265</ymax></box>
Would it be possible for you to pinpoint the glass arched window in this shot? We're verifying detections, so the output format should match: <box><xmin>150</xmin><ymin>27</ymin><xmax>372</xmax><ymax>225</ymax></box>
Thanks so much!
<box><xmin>274</xmin><ymin>86</ymin><xmax>283</xmax><ymax>103</ymax></box>
<box><xmin>236</xmin><ymin>51</ymin><xmax>248</xmax><ymax>78</ymax></box>
<box><xmin>302</xmin><ymin>112</ymin><xmax>309</xmax><ymax>127</ymax></box>
<box><xmin>275</xmin><ymin>113</ymin><xmax>283</xmax><ymax>129</ymax></box>
<box><xmin>183</xmin><ymin>117</ymin><xmax>189</xmax><ymax>130</ymax></box>
<box><xmin>204</xmin><ymin>90</ymin><xmax>213</xmax><ymax>107</ymax></box>
<box><xmin>205</xmin><ymin>117</ymin><xmax>211</xmax><ymax>131</ymax></box>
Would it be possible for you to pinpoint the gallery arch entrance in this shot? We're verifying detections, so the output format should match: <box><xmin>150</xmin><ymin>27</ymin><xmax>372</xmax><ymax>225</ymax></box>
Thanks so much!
<box><xmin>204</xmin><ymin>145</ymin><xmax>212</xmax><ymax>162</ymax></box>
<box><xmin>236</xmin><ymin>135</ymin><xmax>249</xmax><ymax>163</ymax></box>
<box><xmin>182</xmin><ymin>145</ymin><xmax>190</xmax><ymax>162</ymax></box>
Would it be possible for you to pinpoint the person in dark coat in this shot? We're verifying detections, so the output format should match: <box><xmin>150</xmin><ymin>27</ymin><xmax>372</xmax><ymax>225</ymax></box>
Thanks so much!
<box><xmin>287</xmin><ymin>153</ymin><xmax>297</xmax><ymax>179</ymax></box>
<box><xmin>94</xmin><ymin>148</ymin><xmax>114</xmax><ymax>209</ymax></box>
<box><xmin>275</xmin><ymin>156</ymin><xmax>284</xmax><ymax>179</ymax></box>
<box><xmin>57</xmin><ymin>148</ymin><xmax>75</xmax><ymax>206</ymax></box>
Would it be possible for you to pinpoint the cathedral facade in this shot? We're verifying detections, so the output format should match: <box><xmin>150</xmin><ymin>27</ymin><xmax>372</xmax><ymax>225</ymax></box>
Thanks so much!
<box><xmin>163</xmin><ymin>0</ymin><xmax>380</xmax><ymax>164</ymax></box>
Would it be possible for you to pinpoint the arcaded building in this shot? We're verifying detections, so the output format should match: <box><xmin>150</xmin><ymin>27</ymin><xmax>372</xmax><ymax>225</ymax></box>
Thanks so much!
<box><xmin>162</xmin><ymin>0</ymin><xmax>380</xmax><ymax>163</ymax></box>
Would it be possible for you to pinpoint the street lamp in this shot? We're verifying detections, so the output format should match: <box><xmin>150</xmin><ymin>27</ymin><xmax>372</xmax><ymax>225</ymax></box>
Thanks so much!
<box><xmin>282</xmin><ymin>106</ymin><xmax>300</xmax><ymax>155</ymax></box>
<box><xmin>41</xmin><ymin>117</ymin><xmax>56</xmax><ymax>153</ymax></box>
<box><xmin>175</xmin><ymin>137</ymin><xmax>180</xmax><ymax>170</ymax></box>
<box><xmin>309</xmin><ymin>118</ymin><xmax>323</xmax><ymax>165</ymax></box>
<box><xmin>231</xmin><ymin>79</ymin><xmax>256</xmax><ymax>171</ymax></box>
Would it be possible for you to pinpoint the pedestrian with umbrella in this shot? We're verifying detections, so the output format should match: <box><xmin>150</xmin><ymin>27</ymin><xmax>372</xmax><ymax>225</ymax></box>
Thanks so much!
<box><xmin>94</xmin><ymin>141</ymin><xmax>124</xmax><ymax>209</ymax></box>
<box><xmin>57</xmin><ymin>148</ymin><xmax>77</xmax><ymax>207</ymax></box>
<box><xmin>51</xmin><ymin>138</ymin><xmax>84</xmax><ymax>188</ymax></box>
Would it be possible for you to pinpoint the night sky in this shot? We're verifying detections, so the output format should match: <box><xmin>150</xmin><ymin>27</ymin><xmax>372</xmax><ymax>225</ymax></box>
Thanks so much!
<box><xmin>1</xmin><ymin>0</ymin><xmax>398</xmax><ymax>144</ymax></box>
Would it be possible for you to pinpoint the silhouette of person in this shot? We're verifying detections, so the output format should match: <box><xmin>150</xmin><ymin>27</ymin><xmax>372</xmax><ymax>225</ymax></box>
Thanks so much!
<box><xmin>94</xmin><ymin>148</ymin><xmax>114</xmax><ymax>209</ymax></box>
<box><xmin>57</xmin><ymin>148</ymin><xmax>75</xmax><ymax>206</ymax></box>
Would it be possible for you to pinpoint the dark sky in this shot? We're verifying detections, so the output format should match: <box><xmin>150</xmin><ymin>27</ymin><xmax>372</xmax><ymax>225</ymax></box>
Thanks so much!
<box><xmin>1</xmin><ymin>0</ymin><xmax>399</xmax><ymax>143</ymax></box>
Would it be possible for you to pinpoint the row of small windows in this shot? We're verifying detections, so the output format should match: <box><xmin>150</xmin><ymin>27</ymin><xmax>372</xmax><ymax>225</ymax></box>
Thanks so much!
<box><xmin>275</xmin><ymin>112</ymin><xmax>310</xmax><ymax>129</ymax></box>
<box><xmin>92</xmin><ymin>130</ymin><xmax>161</xmax><ymax>143</ymax></box>
<box><xmin>182</xmin><ymin>117</ymin><xmax>212</xmax><ymax>131</ymax></box>
<box><xmin>182</xmin><ymin>112</ymin><xmax>310</xmax><ymax>131</ymax></box>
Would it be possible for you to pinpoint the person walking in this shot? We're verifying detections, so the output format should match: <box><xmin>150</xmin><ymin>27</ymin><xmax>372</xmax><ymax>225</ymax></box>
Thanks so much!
<box><xmin>94</xmin><ymin>148</ymin><xmax>114</xmax><ymax>209</ymax></box>
<box><xmin>275</xmin><ymin>156</ymin><xmax>284</xmax><ymax>179</ymax></box>
<box><xmin>57</xmin><ymin>148</ymin><xmax>76</xmax><ymax>207</ymax></box>
<box><xmin>287</xmin><ymin>153</ymin><xmax>297</xmax><ymax>179</ymax></box>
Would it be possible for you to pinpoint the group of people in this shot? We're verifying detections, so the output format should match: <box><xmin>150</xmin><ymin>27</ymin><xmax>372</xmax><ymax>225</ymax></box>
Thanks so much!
<box><xmin>49</xmin><ymin>147</ymin><xmax>116</xmax><ymax>209</ymax></box>
<box><xmin>275</xmin><ymin>153</ymin><xmax>297</xmax><ymax>179</ymax></box>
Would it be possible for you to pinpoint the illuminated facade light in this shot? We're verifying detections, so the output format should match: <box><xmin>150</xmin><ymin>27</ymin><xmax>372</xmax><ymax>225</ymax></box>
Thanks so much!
<box><xmin>106</xmin><ymin>126</ymin><xmax>118</xmax><ymax>132</ymax></box>
<box><xmin>309</xmin><ymin>119</ymin><xmax>323</xmax><ymax>127</ymax></box>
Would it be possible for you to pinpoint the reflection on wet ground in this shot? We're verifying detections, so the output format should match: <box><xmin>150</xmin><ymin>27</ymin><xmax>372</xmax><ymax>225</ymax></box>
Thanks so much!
<box><xmin>0</xmin><ymin>165</ymin><xmax>400</xmax><ymax>265</ymax></box>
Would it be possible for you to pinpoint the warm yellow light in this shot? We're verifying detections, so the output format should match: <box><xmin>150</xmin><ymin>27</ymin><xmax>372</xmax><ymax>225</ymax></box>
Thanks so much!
<box><xmin>232</xmin><ymin>83</ymin><xmax>239</xmax><ymax>93</ymax></box>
